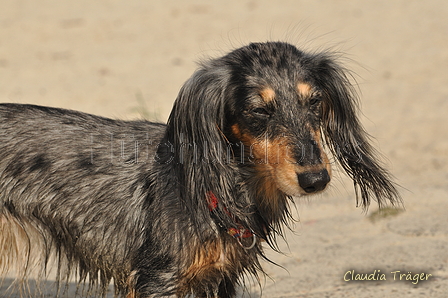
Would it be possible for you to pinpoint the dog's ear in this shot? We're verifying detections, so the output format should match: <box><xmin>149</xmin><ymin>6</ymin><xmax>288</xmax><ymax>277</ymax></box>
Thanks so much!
<box><xmin>316</xmin><ymin>55</ymin><xmax>401</xmax><ymax>209</ymax></box>
<box><xmin>162</xmin><ymin>61</ymin><xmax>246</xmax><ymax>230</ymax></box>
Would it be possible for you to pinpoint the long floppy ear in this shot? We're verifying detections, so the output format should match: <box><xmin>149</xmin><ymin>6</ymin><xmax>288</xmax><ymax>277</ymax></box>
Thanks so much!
<box><xmin>160</xmin><ymin>60</ymin><xmax>249</xmax><ymax>233</ymax></box>
<box><xmin>316</xmin><ymin>55</ymin><xmax>401</xmax><ymax>210</ymax></box>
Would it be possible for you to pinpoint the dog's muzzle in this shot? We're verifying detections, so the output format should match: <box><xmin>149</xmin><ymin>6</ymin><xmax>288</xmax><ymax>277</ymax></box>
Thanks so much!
<box><xmin>297</xmin><ymin>169</ymin><xmax>330</xmax><ymax>193</ymax></box>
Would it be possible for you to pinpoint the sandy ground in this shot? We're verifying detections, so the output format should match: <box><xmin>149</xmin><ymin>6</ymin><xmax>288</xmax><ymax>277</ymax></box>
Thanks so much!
<box><xmin>1</xmin><ymin>0</ymin><xmax>448</xmax><ymax>297</ymax></box>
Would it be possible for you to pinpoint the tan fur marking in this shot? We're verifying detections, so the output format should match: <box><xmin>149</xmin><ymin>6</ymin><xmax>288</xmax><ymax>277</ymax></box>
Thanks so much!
<box><xmin>259</xmin><ymin>87</ymin><xmax>276</xmax><ymax>102</ymax></box>
<box><xmin>297</xmin><ymin>82</ymin><xmax>313</xmax><ymax>98</ymax></box>
<box><xmin>183</xmin><ymin>240</ymin><xmax>224</xmax><ymax>278</ymax></box>
<box><xmin>126</xmin><ymin>271</ymin><xmax>137</xmax><ymax>298</ymax></box>
<box><xmin>243</xmin><ymin>136</ymin><xmax>299</xmax><ymax>222</ymax></box>
<box><xmin>240</xmin><ymin>133</ymin><xmax>298</xmax><ymax>197</ymax></box>
<box><xmin>177</xmin><ymin>239</ymin><xmax>230</xmax><ymax>296</ymax></box>
<box><xmin>0</xmin><ymin>210</ymin><xmax>46</xmax><ymax>280</ymax></box>
<box><xmin>231</xmin><ymin>125</ymin><xmax>301</xmax><ymax>196</ymax></box>
<box><xmin>258</xmin><ymin>137</ymin><xmax>303</xmax><ymax>195</ymax></box>
<box><xmin>231</xmin><ymin>124</ymin><xmax>242</xmax><ymax>139</ymax></box>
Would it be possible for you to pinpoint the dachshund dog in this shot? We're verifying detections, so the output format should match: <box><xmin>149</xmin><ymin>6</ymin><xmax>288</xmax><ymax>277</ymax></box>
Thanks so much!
<box><xmin>0</xmin><ymin>42</ymin><xmax>400</xmax><ymax>297</ymax></box>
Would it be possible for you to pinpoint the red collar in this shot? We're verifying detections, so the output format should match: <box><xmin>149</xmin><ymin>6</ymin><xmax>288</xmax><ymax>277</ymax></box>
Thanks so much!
<box><xmin>207</xmin><ymin>192</ymin><xmax>255</xmax><ymax>242</ymax></box>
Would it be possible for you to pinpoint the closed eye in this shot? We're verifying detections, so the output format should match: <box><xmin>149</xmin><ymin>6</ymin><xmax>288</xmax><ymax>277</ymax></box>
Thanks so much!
<box><xmin>251</xmin><ymin>107</ymin><xmax>270</xmax><ymax>117</ymax></box>
<box><xmin>309</xmin><ymin>96</ymin><xmax>322</xmax><ymax>106</ymax></box>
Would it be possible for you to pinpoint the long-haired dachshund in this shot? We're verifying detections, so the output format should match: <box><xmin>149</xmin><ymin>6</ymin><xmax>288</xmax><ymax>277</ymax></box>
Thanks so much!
<box><xmin>0</xmin><ymin>42</ymin><xmax>400</xmax><ymax>297</ymax></box>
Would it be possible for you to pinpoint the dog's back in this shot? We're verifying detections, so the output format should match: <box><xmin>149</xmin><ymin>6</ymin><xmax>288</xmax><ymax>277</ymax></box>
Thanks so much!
<box><xmin>0</xmin><ymin>103</ymin><xmax>165</xmax><ymax>293</ymax></box>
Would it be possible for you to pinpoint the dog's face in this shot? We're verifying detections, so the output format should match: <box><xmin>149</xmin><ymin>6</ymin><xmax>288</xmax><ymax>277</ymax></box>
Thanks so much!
<box><xmin>223</xmin><ymin>43</ymin><xmax>331</xmax><ymax>197</ymax></box>
<box><xmin>170</xmin><ymin>41</ymin><xmax>399</xmax><ymax>210</ymax></box>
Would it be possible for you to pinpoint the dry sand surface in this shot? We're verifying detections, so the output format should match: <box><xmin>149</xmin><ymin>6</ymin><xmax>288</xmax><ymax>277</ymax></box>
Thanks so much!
<box><xmin>1</xmin><ymin>1</ymin><xmax>448</xmax><ymax>297</ymax></box>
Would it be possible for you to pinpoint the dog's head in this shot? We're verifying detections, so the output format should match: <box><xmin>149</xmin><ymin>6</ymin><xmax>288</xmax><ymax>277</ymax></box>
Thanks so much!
<box><xmin>222</xmin><ymin>43</ymin><xmax>332</xmax><ymax>198</ymax></box>
<box><xmin>164</xmin><ymin>42</ymin><xmax>400</xmax><ymax>230</ymax></box>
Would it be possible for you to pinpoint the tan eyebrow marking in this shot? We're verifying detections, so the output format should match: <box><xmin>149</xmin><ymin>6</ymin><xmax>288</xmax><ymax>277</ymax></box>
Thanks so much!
<box><xmin>297</xmin><ymin>82</ymin><xmax>313</xmax><ymax>98</ymax></box>
<box><xmin>259</xmin><ymin>87</ymin><xmax>276</xmax><ymax>103</ymax></box>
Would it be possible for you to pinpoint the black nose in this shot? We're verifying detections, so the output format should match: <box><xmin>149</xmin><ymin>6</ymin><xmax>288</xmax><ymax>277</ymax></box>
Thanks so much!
<box><xmin>298</xmin><ymin>169</ymin><xmax>330</xmax><ymax>193</ymax></box>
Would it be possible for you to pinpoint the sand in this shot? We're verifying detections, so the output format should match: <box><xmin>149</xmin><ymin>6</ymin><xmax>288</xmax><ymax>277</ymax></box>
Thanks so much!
<box><xmin>1</xmin><ymin>0</ymin><xmax>447</xmax><ymax>297</ymax></box>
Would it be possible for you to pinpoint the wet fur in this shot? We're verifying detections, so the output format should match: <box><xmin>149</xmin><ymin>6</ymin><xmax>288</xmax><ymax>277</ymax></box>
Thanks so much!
<box><xmin>0</xmin><ymin>42</ymin><xmax>400</xmax><ymax>297</ymax></box>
